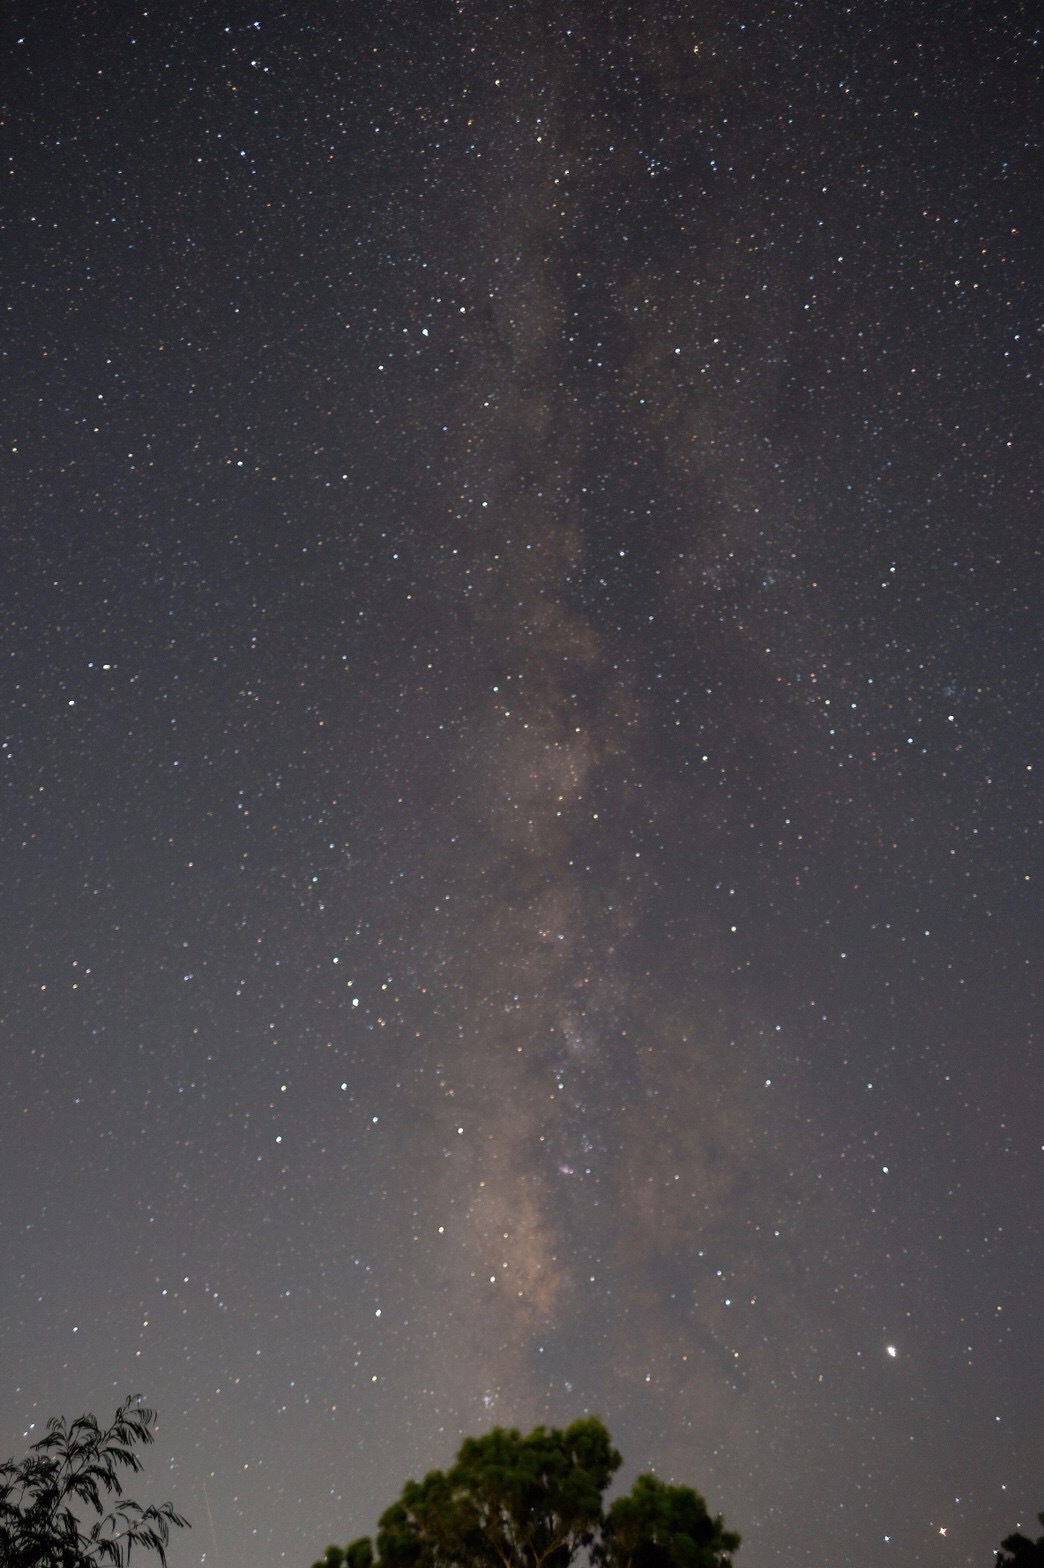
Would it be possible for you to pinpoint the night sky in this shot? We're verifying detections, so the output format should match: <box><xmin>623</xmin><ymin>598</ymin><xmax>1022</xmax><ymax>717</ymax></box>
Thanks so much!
<box><xmin>2</xmin><ymin>3</ymin><xmax>1041</xmax><ymax>1566</ymax></box>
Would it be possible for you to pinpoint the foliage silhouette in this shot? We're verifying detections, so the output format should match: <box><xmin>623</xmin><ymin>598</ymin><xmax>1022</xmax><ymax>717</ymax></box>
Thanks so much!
<box><xmin>0</xmin><ymin>1397</ymin><xmax>188</xmax><ymax>1568</ymax></box>
<box><xmin>314</xmin><ymin>1418</ymin><xmax>738</xmax><ymax>1568</ymax></box>
<box><xmin>996</xmin><ymin>1514</ymin><xmax>1044</xmax><ymax>1566</ymax></box>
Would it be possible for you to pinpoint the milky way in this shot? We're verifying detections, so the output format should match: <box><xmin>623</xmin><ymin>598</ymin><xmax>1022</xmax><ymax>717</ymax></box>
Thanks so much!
<box><xmin>2</xmin><ymin>4</ymin><xmax>1040</xmax><ymax>1567</ymax></box>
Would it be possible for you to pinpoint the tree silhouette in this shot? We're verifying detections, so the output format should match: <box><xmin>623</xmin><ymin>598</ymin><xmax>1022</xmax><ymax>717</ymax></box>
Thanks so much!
<box><xmin>604</xmin><ymin>1472</ymin><xmax>741</xmax><ymax>1568</ymax></box>
<box><xmin>0</xmin><ymin>1396</ymin><xmax>188</xmax><ymax>1568</ymax></box>
<box><xmin>313</xmin><ymin>1418</ymin><xmax>738</xmax><ymax>1568</ymax></box>
<box><xmin>996</xmin><ymin>1514</ymin><xmax>1044</xmax><ymax>1566</ymax></box>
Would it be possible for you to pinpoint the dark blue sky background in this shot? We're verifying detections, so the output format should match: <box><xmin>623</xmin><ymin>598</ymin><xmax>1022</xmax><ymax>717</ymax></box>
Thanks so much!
<box><xmin>2</xmin><ymin>3</ymin><xmax>1040</xmax><ymax>1566</ymax></box>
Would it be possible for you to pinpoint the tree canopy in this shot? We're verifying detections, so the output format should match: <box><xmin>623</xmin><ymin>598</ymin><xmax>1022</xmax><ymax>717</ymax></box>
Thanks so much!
<box><xmin>996</xmin><ymin>1515</ymin><xmax>1044</xmax><ymax>1567</ymax></box>
<box><xmin>314</xmin><ymin>1418</ymin><xmax>738</xmax><ymax>1568</ymax></box>
<box><xmin>0</xmin><ymin>1397</ymin><xmax>188</xmax><ymax>1568</ymax></box>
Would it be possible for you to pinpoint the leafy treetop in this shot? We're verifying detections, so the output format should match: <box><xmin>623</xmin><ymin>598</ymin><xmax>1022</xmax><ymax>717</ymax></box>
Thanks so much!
<box><xmin>0</xmin><ymin>1397</ymin><xmax>189</xmax><ymax>1568</ymax></box>
<box><xmin>604</xmin><ymin>1471</ymin><xmax>741</xmax><ymax>1568</ymax></box>
<box><xmin>996</xmin><ymin>1514</ymin><xmax>1044</xmax><ymax>1567</ymax></box>
<box><xmin>314</xmin><ymin>1418</ymin><xmax>738</xmax><ymax>1568</ymax></box>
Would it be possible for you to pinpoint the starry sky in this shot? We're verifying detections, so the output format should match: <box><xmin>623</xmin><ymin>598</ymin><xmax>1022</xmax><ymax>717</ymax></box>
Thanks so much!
<box><xmin>2</xmin><ymin>2</ymin><xmax>1041</xmax><ymax>1566</ymax></box>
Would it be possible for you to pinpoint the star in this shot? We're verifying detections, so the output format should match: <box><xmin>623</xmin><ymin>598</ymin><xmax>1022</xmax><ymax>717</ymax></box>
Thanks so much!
<box><xmin>1</xmin><ymin>7</ymin><xmax>1037</xmax><ymax>1568</ymax></box>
